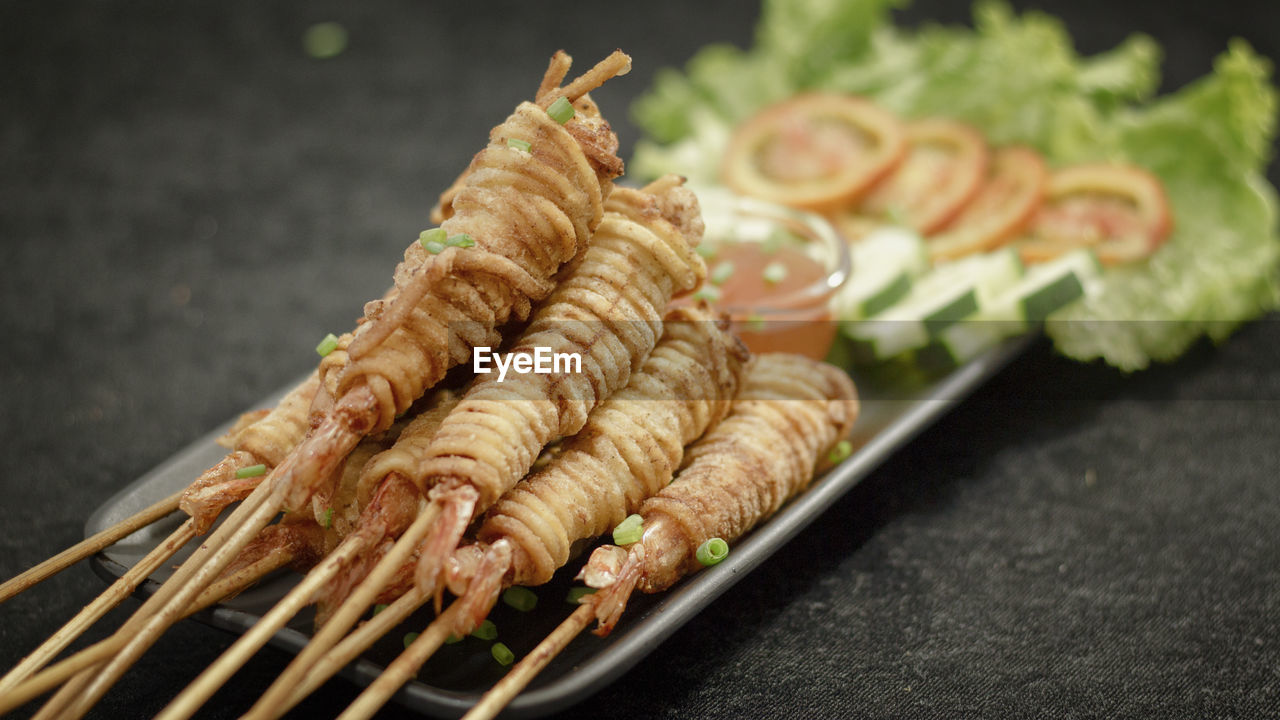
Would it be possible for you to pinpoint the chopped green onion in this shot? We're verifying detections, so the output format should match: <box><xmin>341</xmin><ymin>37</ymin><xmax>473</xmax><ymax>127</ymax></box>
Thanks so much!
<box><xmin>423</xmin><ymin>240</ymin><xmax>445</xmax><ymax>254</ymax></box>
<box><xmin>692</xmin><ymin>285</ymin><xmax>722</xmax><ymax>303</ymax></box>
<box><xmin>745</xmin><ymin>313</ymin><xmax>767</xmax><ymax>333</ymax></box>
<box><xmin>612</xmin><ymin>513</ymin><xmax>644</xmax><ymax>546</ymax></box>
<box><xmin>445</xmin><ymin>233</ymin><xmax>475</xmax><ymax>248</ymax></box>
<box><xmin>763</xmin><ymin>261</ymin><xmax>788</xmax><ymax>285</ymax></box>
<box><xmin>696</xmin><ymin>537</ymin><xmax>729</xmax><ymax>566</ymax></box>
<box><xmin>547</xmin><ymin>97</ymin><xmax>575</xmax><ymax>124</ymax></box>
<box><xmin>444</xmin><ymin>633</ymin><xmax>463</xmax><ymax>645</ymax></box>
<box><xmin>506</xmin><ymin>137</ymin><xmax>532</xmax><ymax>152</ymax></box>
<box><xmin>695</xmin><ymin>244</ymin><xmax>718</xmax><ymax>260</ymax></box>
<box><xmin>235</xmin><ymin>464</ymin><xmax>267</xmax><ymax>479</ymax></box>
<box><xmin>372</xmin><ymin>603</ymin><xmax>388</xmax><ymax>616</ymax></box>
<box><xmin>403</xmin><ymin>632</ymin><xmax>419</xmax><ymax>649</ymax></box>
<box><xmin>761</xmin><ymin>230</ymin><xmax>787</xmax><ymax>254</ymax></box>
<box><xmin>470</xmin><ymin>619</ymin><xmax>498</xmax><ymax>640</ymax></box>
<box><xmin>710</xmin><ymin>261</ymin><xmax>735</xmax><ymax>286</ymax></box>
<box><xmin>566</xmin><ymin>586</ymin><xmax>597</xmax><ymax>605</ymax></box>
<box><xmin>322</xmin><ymin>507</ymin><xmax>334</xmax><ymax>529</ymax></box>
<box><xmin>828</xmin><ymin>439</ymin><xmax>853</xmax><ymax>464</ymax></box>
<box><xmin>502</xmin><ymin>586</ymin><xmax>538</xmax><ymax>612</ymax></box>
<box><xmin>491</xmin><ymin>642</ymin><xmax>515</xmax><ymax>666</ymax></box>
<box><xmin>302</xmin><ymin>22</ymin><xmax>348</xmax><ymax>60</ymax></box>
<box><xmin>315</xmin><ymin>333</ymin><xmax>340</xmax><ymax>357</ymax></box>
<box><xmin>885</xmin><ymin>204</ymin><xmax>909</xmax><ymax>227</ymax></box>
<box><xmin>419</xmin><ymin>227</ymin><xmax>446</xmax><ymax>248</ymax></box>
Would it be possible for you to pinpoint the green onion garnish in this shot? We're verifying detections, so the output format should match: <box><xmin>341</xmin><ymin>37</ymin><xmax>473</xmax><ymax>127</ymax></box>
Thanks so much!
<box><xmin>471</xmin><ymin>619</ymin><xmax>498</xmax><ymax>640</ymax></box>
<box><xmin>612</xmin><ymin>513</ymin><xmax>644</xmax><ymax>546</ymax></box>
<box><xmin>235</xmin><ymin>464</ymin><xmax>267</xmax><ymax>479</ymax></box>
<box><xmin>761</xmin><ymin>230</ymin><xmax>787</xmax><ymax>254</ymax></box>
<box><xmin>423</xmin><ymin>240</ymin><xmax>445</xmax><ymax>254</ymax></box>
<box><xmin>695</xmin><ymin>244</ymin><xmax>718</xmax><ymax>259</ymax></box>
<box><xmin>547</xmin><ymin>97</ymin><xmax>575</xmax><ymax>124</ymax></box>
<box><xmin>446</xmin><ymin>233</ymin><xmax>475</xmax><ymax>248</ymax></box>
<box><xmin>502</xmin><ymin>586</ymin><xmax>538</xmax><ymax>612</ymax></box>
<box><xmin>827</xmin><ymin>439</ymin><xmax>853</xmax><ymax>464</ymax></box>
<box><xmin>322</xmin><ymin>507</ymin><xmax>334</xmax><ymax>529</ymax></box>
<box><xmin>506</xmin><ymin>137</ymin><xmax>532</xmax><ymax>152</ymax></box>
<box><xmin>403</xmin><ymin>632</ymin><xmax>419</xmax><ymax>649</ymax></box>
<box><xmin>419</xmin><ymin>227</ymin><xmax>446</xmax><ymax>249</ymax></box>
<box><xmin>302</xmin><ymin>22</ymin><xmax>348</xmax><ymax>60</ymax></box>
<box><xmin>710</xmin><ymin>261</ymin><xmax>735</xmax><ymax>286</ymax></box>
<box><xmin>696</xmin><ymin>537</ymin><xmax>729</xmax><ymax>566</ymax></box>
<box><xmin>491</xmin><ymin>642</ymin><xmax>515</xmax><ymax>666</ymax></box>
<box><xmin>745</xmin><ymin>313</ymin><xmax>767</xmax><ymax>333</ymax></box>
<box><xmin>692</xmin><ymin>285</ymin><xmax>722</xmax><ymax>303</ymax></box>
<box><xmin>373</xmin><ymin>603</ymin><xmax>388</xmax><ymax>616</ymax></box>
<box><xmin>763</xmin><ymin>261</ymin><xmax>788</xmax><ymax>285</ymax></box>
<box><xmin>566</xmin><ymin>586</ymin><xmax>597</xmax><ymax>605</ymax></box>
<box><xmin>315</xmin><ymin>333</ymin><xmax>339</xmax><ymax>357</ymax></box>
<box><xmin>444</xmin><ymin>633</ymin><xmax>462</xmax><ymax>645</ymax></box>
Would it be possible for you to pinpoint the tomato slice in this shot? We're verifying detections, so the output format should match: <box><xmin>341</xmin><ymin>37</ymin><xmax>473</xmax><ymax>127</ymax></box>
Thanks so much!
<box><xmin>926</xmin><ymin>146</ymin><xmax>1047</xmax><ymax>263</ymax></box>
<box><xmin>720</xmin><ymin>93</ymin><xmax>906</xmax><ymax>213</ymax></box>
<box><xmin>854</xmin><ymin>118</ymin><xmax>989</xmax><ymax>236</ymax></box>
<box><xmin>1016</xmin><ymin>164</ymin><xmax>1173</xmax><ymax>265</ymax></box>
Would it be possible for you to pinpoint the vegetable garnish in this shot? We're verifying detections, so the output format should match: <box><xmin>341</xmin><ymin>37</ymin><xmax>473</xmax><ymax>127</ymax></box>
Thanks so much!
<box><xmin>502</xmin><ymin>586</ymin><xmax>538</xmax><ymax>612</ymax></box>
<box><xmin>762</xmin><ymin>261</ymin><xmax>788</xmax><ymax>285</ymax></box>
<box><xmin>612</xmin><ymin>514</ymin><xmax>644</xmax><ymax>545</ymax></box>
<box><xmin>314</xmin><ymin>333</ymin><xmax>339</xmax><ymax>357</ymax></box>
<box><xmin>710</xmin><ymin>261</ymin><xmax>735</xmax><ymax>286</ymax></box>
<box><xmin>631</xmin><ymin>0</ymin><xmax>1280</xmax><ymax>370</ymax></box>
<box><xmin>696</xmin><ymin>538</ymin><xmax>730</xmax><ymax>566</ymax></box>
<box><xmin>828</xmin><ymin>439</ymin><xmax>853</xmax><ymax>464</ymax></box>
<box><xmin>234</xmin><ymin>464</ymin><xmax>267</xmax><ymax>480</ymax></box>
<box><xmin>547</xmin><ymin>96</ymin><xmax>575</xmax><ymax>124</ymax></box>
<box><xmin>506</xmin><ymin>137</ymin><xmax>532</xmax><ymax>152</ymax></box>
<box><xmin>444</xmin><ymin>633</ymin><xmax>463</xmax><ymax>645</ymax></box>
<box><xmin>692</xmin><ymin>285</ymin><xmax>723</xmax><ymax>303</ymax></box>
<box><xmin>322</xmin><ymin>507</ymin><xmax>333</xmax><ymax>529</ymax></box>
<box><xmin>565</xmin><ymin>586</ymin><xmax>597</xmax><ymax>605</ymax></box>
<box><xmin>418</xmin><ymin>227</ymin><xmax>446</xmax><ymax>250</ymax></box>
<box><xmin>372</xmin><ymin>604</ymin><xmax>388</xmax><ymax>616</ymax></box>
<box><xmin>301</xmin><ymin>22</ymin><xmax>347</xmax><ymax>60</ymax></box>
<box><xmin>471</xmin><ymin>619</ymin><xmax>498</xmax><ymax>640</ymax></box>
<box><xmin>491</xmin><ymin>642</ymin><xmax>516</xmax><ymax>666</ymax></box>
<box><xmin>446</xmin><ymin>233</ymin><xmax>476</xmax><ymax>248</ymax></box>
<box><xmin>402</xmin><ymin>632</ymin><xmax>419</xmax><ymax>649</ymax></box>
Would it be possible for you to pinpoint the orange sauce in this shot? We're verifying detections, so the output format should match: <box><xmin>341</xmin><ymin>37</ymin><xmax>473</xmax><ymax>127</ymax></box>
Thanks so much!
<box><xmin>691</xmin><ymin>242</ymin><xmax>837</xmax><ymax>359</ymax></box>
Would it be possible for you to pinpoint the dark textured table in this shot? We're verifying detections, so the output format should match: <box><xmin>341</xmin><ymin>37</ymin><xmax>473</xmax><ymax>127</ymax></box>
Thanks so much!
<box><xmin>2</xmin><ymin>1</ymin><xmax>1277</xmax><ymax>718</ymax></box>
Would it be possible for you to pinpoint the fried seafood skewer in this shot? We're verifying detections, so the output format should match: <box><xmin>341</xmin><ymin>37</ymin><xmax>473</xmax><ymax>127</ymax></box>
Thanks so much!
<box><xmin>274</xmin><ymin>308</ymin><xmax>749</xmax><ymax>720</ymax></box>
<box><xmin>186</xmin><ymin>175</ymin><xmax>707</xmax><ymax>720</ymax></box>
<box><xmin>0</xmin><ymin>370</ymin><xmax>321</xmax><ymax>697</ymax></box>
<box><xmin>35</xmin><ymin>52</ymin><xmax>630</xmax><ymax>720</ymax></box>
<box><xmin>461</xmin><ymin>353</ymin><xmax>860</xmax><ymax>720</ymax></box>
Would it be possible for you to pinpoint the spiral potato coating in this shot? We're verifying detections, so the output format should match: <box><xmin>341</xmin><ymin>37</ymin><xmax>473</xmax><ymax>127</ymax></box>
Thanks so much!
<box><xmin>413</xmin><ymin>177</ymin><xmax>708</xmax><ymax>514</ymax></box>
<box><xmin>333</xmin><ymin>88</ymin><xmax>624</xmax><ymax>433</ymax></box>
<box><xmin>629</xmin><ymin>353</ymin><xmax>859</xmax><ymax>594</ymax></box>
<box><xmin>476</xmin><ymin>306</ymin><xmax>749</xmax><ymax>587</ymax></box>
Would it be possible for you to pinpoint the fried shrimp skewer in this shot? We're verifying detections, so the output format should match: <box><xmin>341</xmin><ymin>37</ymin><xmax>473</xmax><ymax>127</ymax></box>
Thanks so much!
<box><xmin>226</xmin><ymin>176</ymin><xmax>708</xmax><ymax>720</ymax></box>
<box><xmin>35</xmin><ymin>53</ymin><xmax>630</xmax><ymax>720</ymax></box>
<box><xmin>461</xmin><ymin>353</ymin><xmax>859</xmax><ymax>720</ymax></box>
<box><xmin>0</xmin><ymin>370</ymin><xmax>321</xmax><ymax>696</ymax></box>
<box><xmin>270</xmin><ymin>308</ymin><xmax>748</xmax><ymax>720</ymax></box>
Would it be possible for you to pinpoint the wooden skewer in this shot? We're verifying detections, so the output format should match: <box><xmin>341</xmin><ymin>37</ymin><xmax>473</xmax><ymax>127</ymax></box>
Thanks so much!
<box><xmin>335</xmin><ymin>600</ymin><xmax>469</xmax><ymax>720</ymax></box>
<box><xmin>0</xmin><ymin>535</ymin><xmax>286</xmax><ymax>716</ymax></box>
<box><xmin>461</xmin><ymin>603</ymin><xmax>596</xmax><ymax>720</ymax></box>
<box><xmin>0</xmin><ymin>489</ymin><xmax>183</xmax><ymax>605</ymax></box>
<box><xmin>0</xmin><ymin>518</ymin><xmax>197</xmax><ymax>694</ymax></box>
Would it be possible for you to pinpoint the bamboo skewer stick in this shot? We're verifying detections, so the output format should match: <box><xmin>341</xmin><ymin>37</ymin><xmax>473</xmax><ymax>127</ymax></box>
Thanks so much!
<box><xmin>0</xmin><ymin>489</ymin><xmax>184</xmax><ymax>605</ymax></box>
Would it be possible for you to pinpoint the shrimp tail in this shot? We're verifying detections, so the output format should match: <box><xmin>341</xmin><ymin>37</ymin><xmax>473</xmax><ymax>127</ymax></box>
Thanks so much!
<box><xmin>579</xmin><ymin>545</ymin><xmax>643</xmax><ymax>637</ymax></box>
<box><xmin>415</xmin><ymin>483</ymin><xmax>480</xmax><ymax>604</ymax></box>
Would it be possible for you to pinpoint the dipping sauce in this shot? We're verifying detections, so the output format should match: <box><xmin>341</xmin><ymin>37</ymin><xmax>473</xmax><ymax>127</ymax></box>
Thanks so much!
<box><xmin>691</xmin><ymin>241</ymin><xmax>839</xmax><ymax>359</ymax></box>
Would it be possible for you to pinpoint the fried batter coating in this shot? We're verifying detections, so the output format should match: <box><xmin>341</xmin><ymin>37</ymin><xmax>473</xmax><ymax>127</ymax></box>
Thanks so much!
<box><xmin>471</xmin><ymin>306</ymin><xmax>749</xmax><ymax>588</ymax></box>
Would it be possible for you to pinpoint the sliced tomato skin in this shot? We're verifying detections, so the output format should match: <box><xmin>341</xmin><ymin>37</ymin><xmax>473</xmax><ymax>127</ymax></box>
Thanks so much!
<box><xmin>926</xmin><ymin>146</ymin><xmax>1047</xmax><ymax>263</ymax></box>
<box><xmin>1020</xmin><ymin>163</ymin><xmax>1173</xmax><ymax>265</ymax></box>
<box><xmin>858</xmin><ymin>117</ymin><xmax>990</xmax><ymax>235</ymax></box>
<box><xmin>720</xmin><ymin>93</ymin><xmax>907</xmax><ymax>213</ymax></box>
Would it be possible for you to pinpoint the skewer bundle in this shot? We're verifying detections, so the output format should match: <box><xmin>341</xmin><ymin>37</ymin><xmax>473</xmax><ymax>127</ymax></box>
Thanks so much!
<box><xmin>0</xmin><ymin>48</ymin><xmax>864</xmax><ymax>720</ymax></box>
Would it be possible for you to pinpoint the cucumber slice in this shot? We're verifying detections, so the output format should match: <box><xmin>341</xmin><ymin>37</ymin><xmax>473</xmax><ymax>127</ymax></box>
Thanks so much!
<box><xmin>831</xmin><ymin>227</ymin><xmax>929</xmax><ymax>321</ymax></box>
<box><xmin>843</xmin><ymin>248</ymin><xmax>1024</xmax><ymax>362</ymax></box>
<box><xmin>919</xmin><ymin>249</ymin><xmax>1102</xmax><ymax>369</ymax></box>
